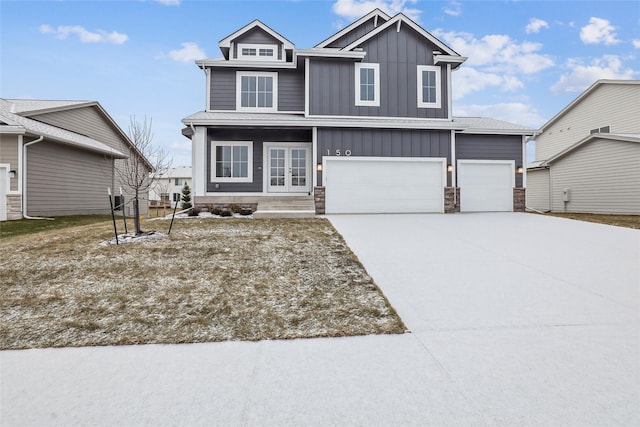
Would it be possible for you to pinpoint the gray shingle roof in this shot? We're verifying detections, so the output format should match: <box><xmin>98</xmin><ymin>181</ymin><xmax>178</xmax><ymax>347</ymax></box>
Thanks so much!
<box><xmin>3</xmin><ymin>99</ymin><xmax>92</xmax><ymax>114</ymax></box>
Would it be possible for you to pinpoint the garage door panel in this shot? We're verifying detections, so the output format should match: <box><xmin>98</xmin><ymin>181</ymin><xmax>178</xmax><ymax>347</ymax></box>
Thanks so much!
<box><xmin>459</xmin><ymin>161</ymin><xmax>513</xmax><ymax>212</ymax></box>
<box><xmin>325</xmin><ymin>158</ymin><xmax>445</xmax><ymax>214</ymax></box>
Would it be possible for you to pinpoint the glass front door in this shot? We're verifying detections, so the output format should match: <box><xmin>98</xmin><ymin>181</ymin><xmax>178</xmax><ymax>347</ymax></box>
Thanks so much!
<box><xmin>267</xmin><ymin>146</ymin><xmax>309</xmax><ymax>193</ymax></box>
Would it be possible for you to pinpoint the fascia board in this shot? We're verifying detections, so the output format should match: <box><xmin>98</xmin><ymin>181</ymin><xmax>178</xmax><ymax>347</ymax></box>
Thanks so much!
<box><xmin>314</xmin><ymin>9</ymin><xmax>391</xmax><ymax>48</ymax></box>
<box><xmin>545</xmin><ymin>133</ymin><xmax>640</xmax><ymax>164</ymax></box>
<box><xmin>342</xmin><ymin>14</ymin><xmax>460</xmax><ymax>57</ymax></box>
<box><xmin>219</xmin><ymin>20</ymin><xmax>294</xmax><ymax>50</ymax></box>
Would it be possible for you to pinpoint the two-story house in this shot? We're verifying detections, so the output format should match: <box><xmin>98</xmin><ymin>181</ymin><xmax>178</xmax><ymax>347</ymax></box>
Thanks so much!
<box><xmin>149</xmin><ymin>166</ymin><xmax>192</xmax><ymax>208</ymax></box>
<box><xmin>182</xmin><ymin>9</ymin><xmax>534</xmax><ymax>214</ymax></box>
<box><xmin>527</xmin><ymin>79</ymin><xmax>640</xmax><ymax>214</ymax></box>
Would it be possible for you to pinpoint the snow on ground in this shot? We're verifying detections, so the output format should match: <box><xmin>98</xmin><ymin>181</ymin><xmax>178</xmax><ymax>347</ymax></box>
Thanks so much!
<box><xmin>2</xmin><ymin>213</ymin><xmax>638</xmax><ymax>426</ymax></box>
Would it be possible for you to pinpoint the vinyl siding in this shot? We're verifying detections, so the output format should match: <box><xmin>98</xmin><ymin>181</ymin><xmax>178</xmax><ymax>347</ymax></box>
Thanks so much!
<box><xmin>206</xmin><ymin>128</ymin><xmax>311</xmax><ymax>193</ymax></box>
<box><xmin>210</xmin><ymin>68</ymin><xmax>304</xmax><ymax>112</ymax></box>
<box><xmin>26</xmin><ymin>140</ymin><xmax>115</xmax><ymax>216</ymax></box>
<box><xmin>549</xmin><ymin>139</ymin><xmax>640</xmax><ymax>214</ymax></box>
<box><xmin>0</xmin><ymin>134</ymin><xmax>19</xmax><ymax>191</ymax></box>
<box><xmin>456</xmin><ymin>134</ymin><xmax>523</xmax><ymax>187</ymax></box>
<box><xmin>317</xmin><ymin>128</ymin><xmax>451</xmax><ymax>186</ymax></box>
<box><xmin>526</xmin><ymin>169</ymin><xmax>550</xmax><ymax>211</ymax></box>
<box><xmin>535</xmin><ymin>83</ymin><xmax>640</xmax><ymax>161</ymax></box>
<box><xmin>309</xmin><ymin>26</ymin><xmax>448</xmax><ymax>118</ymax></box>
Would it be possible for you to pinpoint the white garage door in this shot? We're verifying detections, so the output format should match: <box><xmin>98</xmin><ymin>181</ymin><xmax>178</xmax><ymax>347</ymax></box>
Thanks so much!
<box><xmin>458</xmin><ymin>160</ymin><xmax>514</xmax><ymax>212</ymax></box>
<box><xmin>324</xmin><ymin>157</ymin><xmax>446</xmax><ymax>214</ymax></box>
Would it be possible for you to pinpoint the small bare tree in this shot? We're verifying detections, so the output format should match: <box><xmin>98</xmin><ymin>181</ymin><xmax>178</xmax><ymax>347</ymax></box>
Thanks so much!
<box><xmin>117</xmin><ymin>116</ymin><xmax>171</xmax><ymax>235</ymax></box>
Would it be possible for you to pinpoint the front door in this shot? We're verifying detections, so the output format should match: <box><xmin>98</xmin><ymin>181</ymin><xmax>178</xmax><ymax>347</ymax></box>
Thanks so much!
<box><xmin>267</xmin><ymin>145</ymin><xmax>310</xmax><ymax>193</ymax></box>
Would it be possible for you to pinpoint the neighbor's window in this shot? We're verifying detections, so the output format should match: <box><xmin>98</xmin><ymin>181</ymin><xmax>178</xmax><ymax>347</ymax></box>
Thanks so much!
<box><xmin>211</xmin><ymin>141</ymin><xmax>253</xmax><ymax>183</ymax></box>
<box><xmin>237</xmin><ymin>44</ymin><xmax>278</xmax><ymax>61</ymax></box>
<box><xmin>417</xmin><ymin>65</ymin><xmax>442</xmax><ymax>108</ymax></box>
<box><xmin>174</xmin><ymin>178</ymin><xmax>182</xmax><ymax>185</ymax></box>
<box><xmin>355</xmin><ymin>63</ymin><xmax>380</xmax><ymax>106</ymax></box>
<box><xmin>236</xmin><ymin>72</ymin><xmax>278</xmax><ymax>111</ymax></box>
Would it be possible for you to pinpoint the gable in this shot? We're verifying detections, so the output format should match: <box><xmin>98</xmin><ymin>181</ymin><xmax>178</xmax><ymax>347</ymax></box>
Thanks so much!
<box><xmin>357</xmin><ymin>23</ymin><xmax>442</xmax><ymax>66</ymax></box>
<box><xmin>315</xmin><ymin>9</ymin><xmax>390</xmax><ymax>48</ymax></box>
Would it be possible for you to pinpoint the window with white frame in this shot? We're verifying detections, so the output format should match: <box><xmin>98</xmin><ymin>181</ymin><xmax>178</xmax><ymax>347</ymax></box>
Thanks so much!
<box><xmin>211</xmin><ymin>141</ymin><xmax>253</xmax><ymax>183</ymax></box>
<box><xmin>355</xmin><ymin>63</ymin><xmax>380</xmax><ymax>107</ymax></box>
<box><xmin>237</xmin><ymin>43</ymin><xmax>278</xmax><ymax>61</ymax></box>
<box><xmin>417</xmin><ymin>65</ymin><xmax>442</xmax><ymax>108</ymax></box>
<box><xmin>236</xmin><ymin>72</ymin><xmax>278</xmax><ymax>112</ymax></box>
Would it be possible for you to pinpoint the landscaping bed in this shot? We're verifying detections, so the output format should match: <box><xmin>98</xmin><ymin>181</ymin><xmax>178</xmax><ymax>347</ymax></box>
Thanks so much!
<box><xmin>0</xmin><ymin>218</ymin><xmax>406</xmax><ymax>350</ymax></box>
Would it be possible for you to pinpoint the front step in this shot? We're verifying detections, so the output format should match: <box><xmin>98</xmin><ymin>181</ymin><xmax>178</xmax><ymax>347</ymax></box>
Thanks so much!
<box><xmin>253</xmin><ymin>197</ymin><xmax>316</xmax><ymax>219</ymax></box>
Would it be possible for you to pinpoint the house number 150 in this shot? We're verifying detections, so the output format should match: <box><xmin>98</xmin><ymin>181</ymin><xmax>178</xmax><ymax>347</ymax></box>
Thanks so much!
<box><xmin>327</xmin><ymin>149</ymin><xmax>352</xmax><ymax>156</ymax></box>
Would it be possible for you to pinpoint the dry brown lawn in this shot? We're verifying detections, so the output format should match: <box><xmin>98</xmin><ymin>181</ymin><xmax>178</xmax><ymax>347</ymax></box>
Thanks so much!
<box><xmin>0</xmin><ymin>218</ymin><xmax>406</xmax><ymax>350</ymax></box>
<box><xmin>542</xmin><ymin>212</ymin><xmax>640</xmax><ymax>229</ymax></box>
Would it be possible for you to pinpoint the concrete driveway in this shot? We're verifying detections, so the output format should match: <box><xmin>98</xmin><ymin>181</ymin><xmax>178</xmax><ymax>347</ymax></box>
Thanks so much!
<box><xmin>1</xmin><ymin>213</ymin><xmax>638</xmax><ymax>426</ymax></box>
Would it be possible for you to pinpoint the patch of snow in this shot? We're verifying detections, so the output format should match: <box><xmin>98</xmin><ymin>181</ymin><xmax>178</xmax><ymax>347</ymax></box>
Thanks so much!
<box><xmin>100</xmin><ymin>231</ymin><xmax>167</xmax><ymax>246</ymax></box>
<box><xmin>149</xmin><ymin>212</ymin><xmax>253</xmax><ymax>221</ymax></box>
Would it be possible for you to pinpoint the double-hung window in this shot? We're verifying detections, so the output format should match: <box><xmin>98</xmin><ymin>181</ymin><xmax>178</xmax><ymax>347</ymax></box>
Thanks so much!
<box><xmin>355</xmin><ymin>63</ymin><xmax>380</xmax><ymax>107</ymax></box>
<box><xmin>417</xmin><ymin>65</ymin><xmax>442</xmax><ymax>108</ymax></box>
<box><xmin>236</xmin><ymin>72</ymin><xmax>278</xmax><ymax>112</ymax></box>
<box><xmin>211</xmin><ymin>141</ymin><xmax>253</xmax><ymax>183</ymax></box>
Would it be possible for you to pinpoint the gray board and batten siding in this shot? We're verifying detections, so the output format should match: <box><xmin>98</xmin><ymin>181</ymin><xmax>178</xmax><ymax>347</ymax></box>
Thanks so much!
<box><xmin>324</xmin><ymin>16</ymin><xmax>388</xmax><ymax>48</ymax></box>
<box><xmin>317</xmin><ymin>128</ymin><xmax>452</xmax><ymax>186</ymax></box>
<box><xmin>26</xmin><ymin>140</ymin><xmax>115</xmax><ymax>216</ymax></box>
<box><xmin>455</xmin><ymin>134</ymin><xmax>524</xmax><ymax>188</ymax></box>
<box><xmin>309</xmin><ymin>25</ymin><xmax>448</xmax><ymax>118</ymax></box>
<box><xmin>231</xmin><ymin>27</ymin><xmax>284</xmax><ymax>61</ymax></box>
<box><xmin>206</xmin><ymin>128</ymin><xmax>311</xmax><ymax>193</ymax></box>
<box><xmin>210</xmin><ymin>68</ymin><xmax>305</xmax><ymax>112</ymax></box>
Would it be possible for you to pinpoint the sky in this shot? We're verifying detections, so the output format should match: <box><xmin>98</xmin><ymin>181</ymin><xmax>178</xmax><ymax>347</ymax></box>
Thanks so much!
<box><xmin>1</xmin><ymin>0</ymin><xmax>638</xmax><ymax>165</ymax></box>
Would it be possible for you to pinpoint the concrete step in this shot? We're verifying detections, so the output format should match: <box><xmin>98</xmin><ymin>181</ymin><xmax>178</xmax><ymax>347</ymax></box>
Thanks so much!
<box><xmin>253</xmin><ymin>197</ymin><xmax>316</xmax><ymax>219</ymax></box>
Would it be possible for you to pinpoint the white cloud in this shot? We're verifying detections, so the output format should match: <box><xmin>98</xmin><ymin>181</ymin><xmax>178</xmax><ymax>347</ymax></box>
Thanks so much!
<box><xmin>443</xmin><ymin>1</ymin><xmax>461</xmax><ymax>17</ymax></box>
<box><xmin>452</xmin><ymin>67</ymin><xmax>523</xmax><ymax>100</ymax></box>
<box><xmin>39</xmin><ymin>24</ymin><xmax>128</xmax><ymax>44</ymax></box>
<box><xmin>551</xmin><ymin>55</ymin><xmax>637</xmax><ymax>93</ymax></box>
<box><xmin>633</xmin><ymin>39</ymin><xmax>640</xmax><ymax>49</ymax></box>
<box><xmin>580</xmin><ymin>17</ymin><xmax>620</xmax><ymax>45</ymax></box>
<box><xmin>332</xmin><ymin>0</ymin><xmax>421</xmax><ymax>21</ymax></box>
<box><xmin>168</xmin><ymin>42</ymin><xmax>206</xmax><ymax>63</ymax></box>
<box><xmin>454</xmin><ymin>102</ymin><xmax>546</xmax><ymax>129</ymax></box>
<box><xmin>433</xmin><ymin>30</ymin><xmax>554</xmax><ymax>74</ymax></box>
<box><xmin>525</xmin><ymin>18</ymin><xmax>549</xmax><ymax>34</ymax></box>
<box><xmin>154</xmin><ymin>0</ymin><xmax>180</xmax><ymax>5</ymax></box>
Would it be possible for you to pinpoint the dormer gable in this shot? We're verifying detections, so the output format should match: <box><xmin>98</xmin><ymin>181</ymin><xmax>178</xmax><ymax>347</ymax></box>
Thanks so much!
<box><xmin>219</xmin><ymin>19</ymin><xmax>295</xmax><ymax>62</ymax></box>
<box><xmin>315</xmin><ymin>8</ymin><xmax>391</xmax><ymax>49</ymax></box>
<box><xmin>342</xmin><ymin>13</ymin><xmax>466</xmax><ymax>70</ymax></box>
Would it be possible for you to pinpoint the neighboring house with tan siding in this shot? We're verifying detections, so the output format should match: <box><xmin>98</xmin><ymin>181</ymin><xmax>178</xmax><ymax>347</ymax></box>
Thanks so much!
<box><xmin>0</xmin><ymin>99</ymin><xmax>152</xmax><ymax>220</ymax></box>
<box><xmin>527</xmin><ymin>80</ymin><xmax>640</xmax><ymax>214</ymax></box>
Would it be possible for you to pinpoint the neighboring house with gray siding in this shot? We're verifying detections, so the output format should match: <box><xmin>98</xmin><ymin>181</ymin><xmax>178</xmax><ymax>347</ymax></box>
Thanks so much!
<box><xmin>182</xmin><ymin>10</ymin><xmax>534</xmax><ymax>214</ymax></box>
<box><xmin>0</xmin><ymin>99</ymin><xmax>152</xmax><ymax>220</ymax></box>
<box><xmin>527</xmin><ymin>80</ymin><xmax>640</xmax><ymax>214</ymax></box>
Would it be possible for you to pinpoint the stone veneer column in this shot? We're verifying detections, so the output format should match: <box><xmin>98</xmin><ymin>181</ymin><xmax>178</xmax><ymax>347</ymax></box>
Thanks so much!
<box><xmin>313</xmin><ymin>186</ymin><xmax>325</xmax><ymax>215</ymax></box>
<box><xmin>444</xmin><ymin>187</ymin><xmax>460</xmax><ymax>213</ymax></box>
<box><xmin>6</xmin><ymin>195</ymin><xmax>22</xmax><ymax>220</ymax></box>
<box><xmin>513</xmin><ymin>188</ymin><xmax>526</xmax><ymax>212</ymax></box>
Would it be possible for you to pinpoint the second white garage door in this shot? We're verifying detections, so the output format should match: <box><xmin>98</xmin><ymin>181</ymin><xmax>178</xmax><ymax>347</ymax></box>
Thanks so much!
<box><xmin>458</xmin><ymin>160</ymin><xmax>514</xmax><ymax>212</ymax></box>
<box><xmin>323</xmin><ymin>157</ymin><xmax>446</xmax><ymax>214</ymax></box>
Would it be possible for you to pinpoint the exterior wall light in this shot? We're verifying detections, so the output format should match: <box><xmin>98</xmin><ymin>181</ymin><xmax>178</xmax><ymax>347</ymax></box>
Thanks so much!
<box><xmin>317</xmin><ymin>163</ymin><xmax>323</xmax><ymax>172</ymax></box>
<box><xmin>9</xmin><ymin>170</ymin><xmax>16</xmax><ymax>178</ymax></box>
<box><xmin>446</xmin><ymin>164</ymin><xmax>453</xmax><ymax>172</ymax></box>
<box><xmin>516</xmin><ymin>165</ymin><xmax>524</xmax><ymax>174</ymax></box>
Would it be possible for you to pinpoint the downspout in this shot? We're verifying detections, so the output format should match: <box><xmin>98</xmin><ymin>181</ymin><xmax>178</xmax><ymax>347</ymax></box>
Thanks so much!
<box><xmin>22</xmin><ymin>135</ymin><xmax>54</xmax><ymax>220</ymax></box>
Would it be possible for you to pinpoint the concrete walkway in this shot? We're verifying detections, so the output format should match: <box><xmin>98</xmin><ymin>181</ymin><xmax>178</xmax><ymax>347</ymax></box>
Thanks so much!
<box><xmin>1</xmin><ymin>213</ymin><xmax>638</xmax><ymax>426</ymax></box>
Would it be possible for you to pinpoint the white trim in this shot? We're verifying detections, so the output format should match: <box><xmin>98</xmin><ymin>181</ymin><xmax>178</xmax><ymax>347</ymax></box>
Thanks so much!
<box><xmin>236</xmin><ymin>71</ymin><xmax>278</xmax><ymax>112</ymax></box>
<box><xmin>446</xmin><ymin>64</ymin><xmax>452</xmax><ymax>118</ymax></box>
<box><xmin>417</xmin><ymin>65</ymin><xmax>442</xmax><ymax>109</ymax></box>
<box><xmin>522</xmin><ymin>136</ymin><xmax>527</xmax><ymax>188</ymax></box>
<box><xmin>295</xmin><ymin>49</ymin><xmax>366</xmax><ymax>59</ymax></box>
<box><xmin>236</xmin><ymin>43</ymin><xmax>281</xmax><ymax>62</ymax></box>
<box><xmin>200</xmin><ymin>60</ymin><xmax>297</xmax><ymax>69</ymax></box>
<box><xmin>314</xmin><ymin>9</ymin><xmax>391</xmax><ymax>48</ymax></box>
<box><xmin>210</xmin><ymin>141</ymin><xmax>253</xmax><ymax>183</ymax></box>
<box><xmin>450</xmin><ymin>130</ymin><xmax>456</xmax><ymax>188</ymax></box>
<box><xmin>312</xmin><ymin>127</ymin><xmax>318</xmax><ymax>188</ymax></box>
<box><xmin>219</xmin><ymin>20</ymin><xmax>294</xmax><ymax>51</ymax></box>
<box><xmin>457</xmin><ymin>159</ymin><xmax>516</xmax><ymax>189</ymax></box>
<box><xmin>17</xmin><ymin>135</ymin><xmax>23</xmax><ymax>196</ymax></box>
<box><xmin>355</xmin><ymin>63</ymin><xmax>380</xmax><ymax>107</ymax></box>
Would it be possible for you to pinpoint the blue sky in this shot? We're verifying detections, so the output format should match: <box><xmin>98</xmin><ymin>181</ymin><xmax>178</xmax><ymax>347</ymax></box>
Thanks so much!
<box><xmin>1</xmin><ymin>0</ymin><xmax>638</xmax><ymax>165</ymax></box>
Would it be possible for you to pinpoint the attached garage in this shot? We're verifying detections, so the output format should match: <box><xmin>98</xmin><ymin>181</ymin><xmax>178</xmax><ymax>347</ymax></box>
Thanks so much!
<box><xmin>323</xmin><ymin>157</ymin><xmax>446</xmax><ymax>214</ymax></box>
<box><xmin>458</xmin><ymin>160</ymin><xmax>514</xmax><ymax>212</ymax></box>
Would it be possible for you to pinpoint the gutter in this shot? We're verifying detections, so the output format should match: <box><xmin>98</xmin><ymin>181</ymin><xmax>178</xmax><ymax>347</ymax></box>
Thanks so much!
<box><xmin>22</xmin><ymin>135</ymin><xmax>54</xmax><ymax>220</ymax></box>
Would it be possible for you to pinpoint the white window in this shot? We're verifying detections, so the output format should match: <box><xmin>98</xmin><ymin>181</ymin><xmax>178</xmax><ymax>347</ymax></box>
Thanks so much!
<box><xmin>355</xmin><ymin>63</ymin><xmax>380</xmax><ymax>107</ymax></box>
<box><xmin>237</xmin><ymin>43</ymin><xmax>278</xmax><ymax>61</ymax></box>
<box><xmin>417</xmin><ymin>65</ymin><xmax>442</xmax><ymax>108</ymax></box>
<box><xmin>211</xmin><ymin>141</ymin><xmax>253</xmax><ymax>183</ymax></box>
<box><xmin>236</xmin><ymin>72</ymin><xmax>278</xmax><ymax>112</ymax></box>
